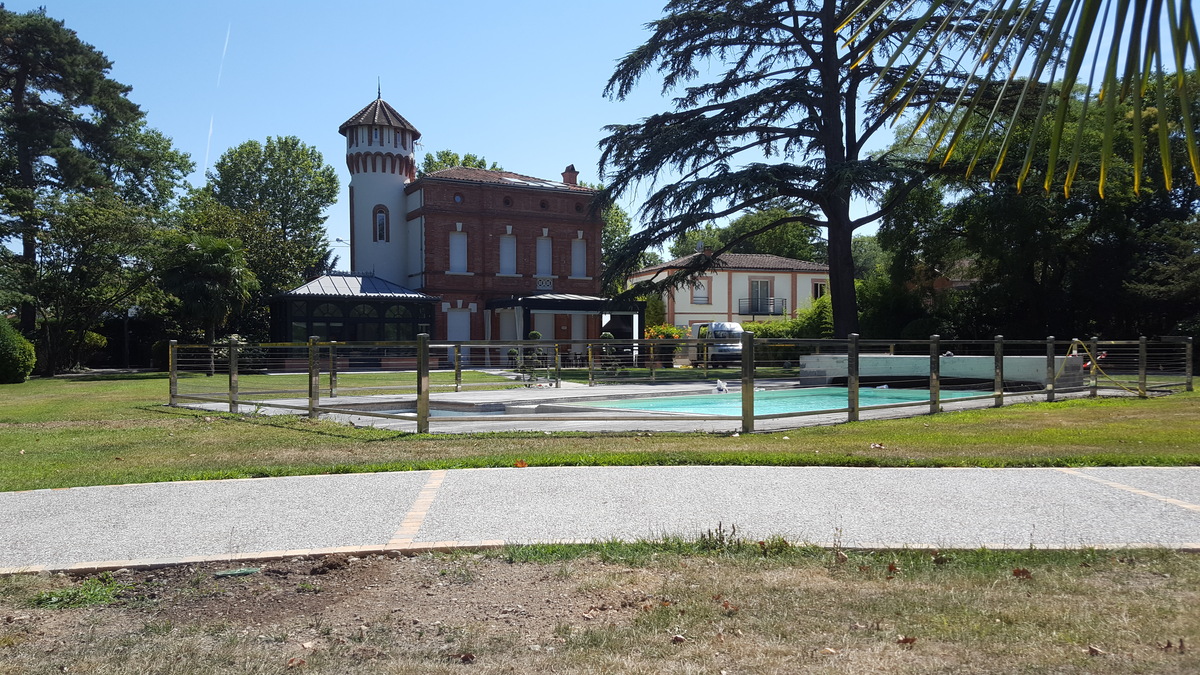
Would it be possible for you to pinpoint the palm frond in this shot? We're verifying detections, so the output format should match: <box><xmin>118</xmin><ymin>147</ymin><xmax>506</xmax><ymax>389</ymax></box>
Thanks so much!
<box><xmin>843</xmin><ymin>0</ymin><xmax>1200</xmax><ymax>194</ymax></box>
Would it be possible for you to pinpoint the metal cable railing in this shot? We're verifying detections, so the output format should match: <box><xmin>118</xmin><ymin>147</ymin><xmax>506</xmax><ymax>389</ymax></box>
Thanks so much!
<box><xmin>170</xmin><ymin>334</ymin><xmax>1193</xmax><ymax>433</ymax></box>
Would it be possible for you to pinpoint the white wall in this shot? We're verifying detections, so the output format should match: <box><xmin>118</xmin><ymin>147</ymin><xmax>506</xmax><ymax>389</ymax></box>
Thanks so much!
<box><xmin>349</xmin><ymin>168</ymin><xmax>409</xmax><ymax>284</ymax></box>
<box><xmin>637</xmin><ymin>269</ymin><xmax>829</xmax><ymax>327</ymax></box>
<box><xmin>795</xmin><ymin>354</ymin><xmax>1085</xmax><ymax>387</ymax></box>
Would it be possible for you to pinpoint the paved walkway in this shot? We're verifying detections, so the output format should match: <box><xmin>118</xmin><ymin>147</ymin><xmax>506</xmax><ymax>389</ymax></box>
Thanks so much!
<box><xmin>3</xmin><ymin>466</ymin><xmax>1199</xmax><ymax>574</ymax></box>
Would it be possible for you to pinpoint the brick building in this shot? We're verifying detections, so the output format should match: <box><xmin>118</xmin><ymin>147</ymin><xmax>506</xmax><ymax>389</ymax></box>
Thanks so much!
<box><xmin>273</xmin><ymin>97</ymin><xmax>642</xmax><ymax>358</ymax></box>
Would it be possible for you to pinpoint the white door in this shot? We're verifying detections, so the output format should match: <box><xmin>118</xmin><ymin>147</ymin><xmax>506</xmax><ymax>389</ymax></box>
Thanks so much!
<box><xmin>498</xmin><ymin>309</ymin><xmax>517</xmax><ymax>340</ymax></box>
<box><xmin>571</xmin><ymin>314</ymin><xmax>586</xmax><ymax>354</ymax></box>
<box><xmin>533</xmin><ymin>312</ymin><xmax>554</xmax><ymax>340</ymax></box>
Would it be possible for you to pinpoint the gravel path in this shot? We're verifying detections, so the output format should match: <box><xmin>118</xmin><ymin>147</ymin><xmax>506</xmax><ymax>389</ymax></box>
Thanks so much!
<box><xmin>3</xmin><ymin>466</ymin><xmax>1198</xmax><ymax>573</ymax></box>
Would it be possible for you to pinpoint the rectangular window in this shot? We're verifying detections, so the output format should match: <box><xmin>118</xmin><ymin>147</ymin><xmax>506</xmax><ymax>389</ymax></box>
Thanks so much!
<box><xmin>812</xmin><ymin>280</ymin><xmax>828</xmax><ymax>299</ymax></box>
<box><xmin>691</xmin><ymin>277</ymin><xmax>711</xmax><ymax>304</ymax></box>
<box><xmin>449</xmin><ymin>231</ymin><xmax>467</xmax><ymax>273</ymax></box>
<box><xmin>570</xmin><ymin>238</ymin><xmax>586</xmax><ymax>277</ymax></box>
<box><xmin>536</xmin><ymin>237</ymin><xmax>552</xmax><ymax>276</ymax></box>
<box><xmin>499</xmin><ymin>235</ymin><xmax>517</xmax><ymax>275</ymax></box>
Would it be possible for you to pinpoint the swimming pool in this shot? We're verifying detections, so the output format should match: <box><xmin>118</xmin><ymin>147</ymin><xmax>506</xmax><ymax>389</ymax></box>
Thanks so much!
<box><xmin>574</xmin><ymin>386</ymin><xmax>981</xmax><ymax>417</ymax></box>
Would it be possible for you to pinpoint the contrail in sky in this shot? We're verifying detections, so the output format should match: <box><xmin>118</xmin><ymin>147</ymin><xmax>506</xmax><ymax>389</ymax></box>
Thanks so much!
<box><xmin>203</xmin><ymin>115</ymin><xmax>215</xmax><ymax>174</ymax></box>
<box><xmin>216</xmin><ymin>23</ymin><xmax>231</xmax><ymax>87</ymax></box>
<box><xmin>203</xmin><ymin>23</ymin><xmax>232</xmax><ymax>175</ymax></box>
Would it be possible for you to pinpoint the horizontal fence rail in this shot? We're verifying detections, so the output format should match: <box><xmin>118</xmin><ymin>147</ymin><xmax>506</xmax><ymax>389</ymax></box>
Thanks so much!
<box><xmin>169</xmin><ymin>334</ymin><xmax>1193</xmax><ymax>433</ymax></box>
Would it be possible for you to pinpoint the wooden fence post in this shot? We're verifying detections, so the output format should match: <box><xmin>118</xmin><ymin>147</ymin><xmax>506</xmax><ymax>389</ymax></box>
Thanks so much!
<box><xmin>417</xmin><ymin>334</ymin><xmax>430</xmax><ymax>433</ymax></box>
<box><xmin>1138</xmin><ymin>336</ymin><xmax>1148</xmax><ymax>398</ymax></box>
<box><xmin>1045</xmin><ymin>336</ymin><xmax>1056</xmax><ymax>403</ymax></box>
<box><xmin>741</xmin><ymin>331</ymin><xmax>755</xmax><ymax>433</ymax></box>
<box><xmin>228</xmin><ymin>337</ymin><xmax>239</xmax><ymax>414</ymax></box>
<box><xmin>847</xmin><ymin>334</ymin><xmax>860</xmax><ymax>422</ymax></box>
<box><xmin>168</xmin><ymin>340</ymin><xmax>178</xmax><ymax>406</ymax></box>
<box><xmin>929</xmin><ymin>334</ymin><xmax>941</xmax><ymax>415</ymax></box>
<box><xmin>307</xmin><ymin>336</ymin><xmax>320</xmax><ymax>420</ymax></box>
<box><xmin>993</xmin><ymin>335</ymin><xmax>1004</xmax><ymax>407</ymax></box>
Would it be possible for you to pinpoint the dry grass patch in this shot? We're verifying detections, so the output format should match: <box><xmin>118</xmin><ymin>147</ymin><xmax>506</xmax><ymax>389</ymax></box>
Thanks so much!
<box><xmin>0</xmin><ymin>548</ymin><xmax>1196</xmax><ymax>674</ymax></box>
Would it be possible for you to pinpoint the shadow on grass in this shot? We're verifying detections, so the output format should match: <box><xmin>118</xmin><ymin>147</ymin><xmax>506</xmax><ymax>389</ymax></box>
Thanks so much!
<box><xmin>54</xmin><ymin>371</ymin><xmax>171</xmax><ymax>382</ymax></box>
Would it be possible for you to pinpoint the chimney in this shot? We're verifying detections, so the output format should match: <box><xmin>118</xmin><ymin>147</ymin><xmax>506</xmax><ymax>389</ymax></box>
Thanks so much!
<box><xmin>562</xmin><ymin>164</ymin><xmax>579</xmax><ymax>185</ymax></box>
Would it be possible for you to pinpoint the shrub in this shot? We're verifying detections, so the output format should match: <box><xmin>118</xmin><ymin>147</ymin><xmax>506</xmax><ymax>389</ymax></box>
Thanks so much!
<box><xmin>643</xmin><ymin>323</ymin><xmax>687</xmax><ymax>341</ymax></box>
<box><xmin>151</xmin><ymin>339</ymin><xmax>172</xmax><ymax>371</ymax></box>
<box><xmin>644</xmin><ymin>323</ymin><xmax>688</xmax><ymax>360</ymax></box>
<box><xmin>0</xmin><ymin>319</ymin><xmax>36</xmax><ymax>383</ymax></box>
<box><xmin>77</xmin><ymin>330</ymin><xmax>108</xmax><ymax>364</ymax></box>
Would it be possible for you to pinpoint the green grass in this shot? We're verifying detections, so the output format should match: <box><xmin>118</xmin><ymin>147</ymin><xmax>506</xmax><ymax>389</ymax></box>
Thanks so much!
<box><xmin>30</xmin><ymin>572</ymin><xmax>129</xmax><ymax>609</ymax></box>
<box><xmin>1</xmin><ymin>374</ymin><xmax>1197</xmax><ymax>492</ymax></box>
<box><xmin>0</xmin><ymin>370</ymin><xmax>516</xmax><ymax>423</ymax></box>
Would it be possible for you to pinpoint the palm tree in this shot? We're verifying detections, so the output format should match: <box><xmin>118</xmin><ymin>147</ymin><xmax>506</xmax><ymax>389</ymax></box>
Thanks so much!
<box><xmin>842</xmin><ymin>0</ymin><xmax>1198</xmax><ymax>196</ymax></box>
<box><xmin>159</xmin><ymin>233</ymin><xmax>259</xmax><ymax>374</ymax></box>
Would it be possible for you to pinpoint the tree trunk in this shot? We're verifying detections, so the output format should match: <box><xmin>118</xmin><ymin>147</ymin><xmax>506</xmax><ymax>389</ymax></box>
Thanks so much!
<box><xmin>825</xmin><ymin>221</ymin><xmax>860</xmax><ymax>338</ymax></box>
<box><xmin>12</xmin><ymin>70</ymin><xmax>39</xmax><ymax>336</ymax></box>
<box><xmin>816</xmin><ymin>0</ymin><xmax>859</xmax><ymax>339</ymax></box>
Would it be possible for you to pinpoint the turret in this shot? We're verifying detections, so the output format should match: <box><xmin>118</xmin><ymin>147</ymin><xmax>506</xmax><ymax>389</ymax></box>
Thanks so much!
<box><xmin>339</xmin><ymin>97</ymin><xmax>420</xmax><ymax>279</ymax></box>
<box><xmin>339</xmin><ymin>97</ymin><xmax>421</xmax><ymax>181</ymax></box>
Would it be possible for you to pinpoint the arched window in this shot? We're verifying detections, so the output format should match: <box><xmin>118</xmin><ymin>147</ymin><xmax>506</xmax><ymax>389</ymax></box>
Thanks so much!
<box><xmin>373</xmin><ymin>205</ymin><xmax>389</xmax><ymax>242</ymax></box>
<box><xmin>350</xmin><ymin>304</ymin><xmax>377</xmax><ymax>318</ymax></box>
<box><xmin>384</xmin><ymin>304</ymin><xmax>414</xmax><ymax>341</ymax></box>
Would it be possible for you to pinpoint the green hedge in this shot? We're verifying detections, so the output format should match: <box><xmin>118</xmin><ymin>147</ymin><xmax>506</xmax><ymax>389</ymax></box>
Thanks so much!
<box><xmin>0</xmin><ymin>319</ymin><xmax>36</xmax><ymax>383</ymax></box>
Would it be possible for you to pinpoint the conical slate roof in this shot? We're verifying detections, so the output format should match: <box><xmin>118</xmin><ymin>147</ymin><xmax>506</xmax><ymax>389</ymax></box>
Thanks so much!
<box><xmin>338</xmin><ymin>98</ymin><xmax>421</xmax><ymax>139</ymax></box>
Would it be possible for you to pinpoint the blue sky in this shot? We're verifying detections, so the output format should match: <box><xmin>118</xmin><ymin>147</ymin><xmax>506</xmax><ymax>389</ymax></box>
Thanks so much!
<box><xmin>7</xmin><ymin>0</ymin><xmax>896</xmax><ymax>264</ymax></box>
<box><xmin>6</xmin><ymin>0</ymin><xmax>676</xmax><ymax>260</ymax></box>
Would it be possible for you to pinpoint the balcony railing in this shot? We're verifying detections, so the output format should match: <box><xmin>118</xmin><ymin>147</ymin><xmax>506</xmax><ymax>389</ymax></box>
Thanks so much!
<box><xmin>738</xmin><ymin>297</ymin><xmax>787</xmax><ymax>316</ymax></box>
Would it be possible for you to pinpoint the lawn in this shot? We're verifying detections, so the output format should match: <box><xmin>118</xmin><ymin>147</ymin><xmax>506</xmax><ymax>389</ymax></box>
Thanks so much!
<box><xmin>1</xmin><ymin>373</ymin><xmax>1197</xmax><ymax>492</ymax></box>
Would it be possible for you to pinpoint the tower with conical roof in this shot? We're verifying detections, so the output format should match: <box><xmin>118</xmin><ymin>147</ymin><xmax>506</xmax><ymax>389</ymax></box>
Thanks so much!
<box><xmin>339</xmin><ymin>96</ymin><xmax>421</xmax><ymax>282</ymax></box>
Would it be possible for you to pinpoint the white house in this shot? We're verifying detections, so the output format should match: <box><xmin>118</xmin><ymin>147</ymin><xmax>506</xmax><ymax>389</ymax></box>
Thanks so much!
<box><xmin>628</xmin><ymin>252</ymin><xmax>830</xmax><ymax>328</ymax></box>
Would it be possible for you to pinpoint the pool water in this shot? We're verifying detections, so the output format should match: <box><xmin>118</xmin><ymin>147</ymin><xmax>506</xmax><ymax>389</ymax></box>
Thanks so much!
<box><xmin>577</xmin><ymin>386</ymin><xmax>980</xmax><ymax>417</ymax></box>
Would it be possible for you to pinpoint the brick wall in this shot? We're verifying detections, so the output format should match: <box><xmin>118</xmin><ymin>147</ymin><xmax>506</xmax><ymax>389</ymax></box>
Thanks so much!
<box><xmin>410</xmin><ymin>178</ymin><xmax>604</xmax><ymax>340</ymax></box>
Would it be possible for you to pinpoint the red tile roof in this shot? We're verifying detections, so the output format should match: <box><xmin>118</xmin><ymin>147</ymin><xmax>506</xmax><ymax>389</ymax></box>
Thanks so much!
<box><xmin>633</xmin><ymin>252</ymin><xmax>829</xmax><ymax>276</ymax></box>
<box><xmin>339</xmin><ymin>99</ymin><xmax>421</xmax><ymax>139</ymax></box>
<box><xmin>421</xmin><ymin>166</ymin><xmax>596</xmax><ymax>193</ymax></box>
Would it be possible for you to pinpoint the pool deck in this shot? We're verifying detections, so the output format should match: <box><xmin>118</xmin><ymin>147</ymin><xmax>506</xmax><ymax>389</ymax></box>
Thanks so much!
<box><xmin>180</xmin><ymin>374</ymin><xmax>1093</xmax><ymax>433</ymax></box>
